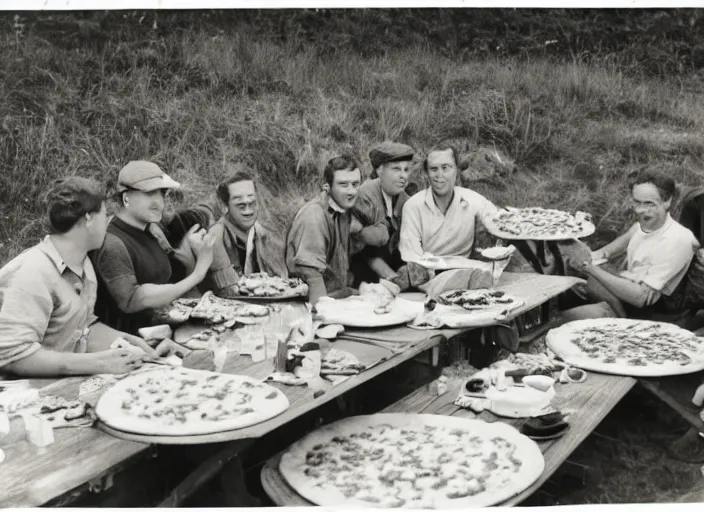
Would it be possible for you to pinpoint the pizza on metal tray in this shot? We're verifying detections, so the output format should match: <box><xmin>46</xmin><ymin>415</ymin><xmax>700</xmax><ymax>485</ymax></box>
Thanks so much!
<box><xmin>438</xmin><ymin>289</ymin><xmax>519</xmax><ymax>311</ymax></box>
<box><xmin>231</xmin><ymin>272</ymin><xmax>308</xmax><ymax>298</ymax></box>
<box><xmin>95</xmin><ymin>366</ymin><xmax>289</xmax><ymax>436</ymax></box>
<box><xmin>279</xmin><ymin>413</ymin><xmax>544</xmax><ymax>508</ymax></box>
<box><xmin>488</xmin><ymin>207</ymin><xmax>593</xmax><ymax>240</ymax></box>
<box><xmin>546</xmin><ymin>318</ymin><xmax>704</xmax><ymax>377</ymax></box>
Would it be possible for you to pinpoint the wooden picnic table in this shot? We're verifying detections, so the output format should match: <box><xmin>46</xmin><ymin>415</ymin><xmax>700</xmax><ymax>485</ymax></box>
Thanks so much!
<box><xmin>260</xmin><ymin>371</ymin><xmax>637</xmax><ymax>507</ymax></box>
<box><xmin>0</xmin><ymin>305</ymin><xmax>445</xmax><ymax>507</ymax></box>
<box><xmin>0</xmin><ymin>272</ymin><xmax>583</xmax><ymax>507</ymax></box>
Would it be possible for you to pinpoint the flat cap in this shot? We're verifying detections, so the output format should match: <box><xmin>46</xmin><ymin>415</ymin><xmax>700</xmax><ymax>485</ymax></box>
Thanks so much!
<box><xmin>117</xmin><ymin>161</ymin><xmax>181</xmax><ymax>193</ymax></box>
<box><xmin>369</xmin><ymin>141</ymin><xmax>415</xmax><ymax>170</ymax></box>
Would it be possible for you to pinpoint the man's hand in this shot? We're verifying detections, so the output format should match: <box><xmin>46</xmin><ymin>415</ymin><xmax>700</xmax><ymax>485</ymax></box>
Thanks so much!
<box><xmin>119</xmin><ymin>333</ymin><xmax>159</xmax><ymax>359</ymax></box>
<box><xmin>193</xmin><ymin>231</ymin><xmax>216</xmax><ymax>272</ymax></box>
<box><xmin>186</xmin><ymin>224</ymin><xmax>208</xmax><ymax>255</ymax></box>
<box><xmin>97</xmin><ymin>349</ymin><xmax>148</xmax><ymax>374</ymax></box>
<box><xmin>328</xmin><ymin>287</ymin><xmax>359</xmax><ymax>300</ymax></box>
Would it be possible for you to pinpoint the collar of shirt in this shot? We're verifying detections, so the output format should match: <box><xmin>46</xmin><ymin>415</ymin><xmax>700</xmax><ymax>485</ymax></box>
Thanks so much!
<box><xmin>328</xmin><ymin>196</ymin><xmax>346</xmax><ymax>214</ymax></box>
<box><xmin>222</xmin><ymin>214</ymin><xmax>255</xmax><ymax>243</ymax></box>
<box><xmin>38</xmin><ymin>235</ymin><xmax>96</xmax><ymax>282</ymax></box>
<box><xmin>381</xmin><ymin>188</ymin><xmax>394</xmax><ymax>218</ymax></box>
<box><xmin>638</xmin><ymin>213</ymin><xmax>674</xmax><ymax>236</ymax></box>
<box><xmin>423</xmin><ymin>186</ymin><xmax>468</xmax><ymax>215</ymax></box>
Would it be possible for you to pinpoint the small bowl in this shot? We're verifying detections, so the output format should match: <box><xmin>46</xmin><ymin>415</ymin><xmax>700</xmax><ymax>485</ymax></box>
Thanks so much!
<box><xmin>522</xmin><ymin>375</ymin><xmax>555</xmax><ymax>393</ymax></box>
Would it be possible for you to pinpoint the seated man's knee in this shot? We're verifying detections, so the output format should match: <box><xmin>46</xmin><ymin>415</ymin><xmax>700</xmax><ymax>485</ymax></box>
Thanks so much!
<box><xmin>561</xmin><ymin>301</ymin><xmax>617</xmax><ymax>322</ymax></box>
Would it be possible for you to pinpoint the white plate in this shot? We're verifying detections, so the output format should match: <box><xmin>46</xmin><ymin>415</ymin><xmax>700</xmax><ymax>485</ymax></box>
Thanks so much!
<box><xmin>315</xmin><ymin>297</ymin><xmax>424</xmax><ymax>328</ymax></box>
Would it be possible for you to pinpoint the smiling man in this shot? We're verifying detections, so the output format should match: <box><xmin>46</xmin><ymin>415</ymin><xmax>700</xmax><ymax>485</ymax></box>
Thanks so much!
<box><xmin>399</xmin><ymin>142</ymin><xmax>499</xmax><ymax>263</ymax></box>
<box><xmin>203</xmin><ymin>170</ymin><xmax>288</xmax><ymax>297</ymax></box>
<box><xmin>92</xmin><ymin>161</ymin><xmax>215</xmax><ymax>335</ymax></box>
<box><xmin>350</xmin><ymin>141</ymin><xmax>416</xmax><ymax>285</ymax></box>
<box><xmin>564</xmin><ymin>172</ymin><xmax>699</xmax><ymax>320</ymax></box>
<box><xmin>286</xmin><ymin>154</ymin><xmax>362</xmax><ymax>305</ymax></box>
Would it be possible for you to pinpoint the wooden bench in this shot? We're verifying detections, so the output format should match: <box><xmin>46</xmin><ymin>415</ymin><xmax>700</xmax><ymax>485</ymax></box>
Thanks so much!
<box><xmin>260</xmin><ymin>372</ymin><xmax>636</xmax><ymax>507</ymax></box>
<box><xmin>639</xmin><ymin>372</ymin><xmax>704</xmax><ymax>432</ymax></box>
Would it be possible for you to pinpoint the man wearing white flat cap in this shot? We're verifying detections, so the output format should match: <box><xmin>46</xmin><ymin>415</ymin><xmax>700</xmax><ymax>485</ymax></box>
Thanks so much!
<box><xmin>92</xmin><ymin>161</ymin><xmax>214</xmax><ymax>335</ymax></box>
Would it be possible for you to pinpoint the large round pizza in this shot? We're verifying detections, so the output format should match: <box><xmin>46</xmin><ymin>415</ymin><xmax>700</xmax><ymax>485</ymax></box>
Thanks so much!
<box><xmin>227</xmin><ymin>272</ymin><xmax>309</xmax><ymax>301</ymax></box>
<box><xmin>95</xmin><ymin>367</ymin><xmax>289</xmax><ymax>436</ymax></box>
<box><xmin>547</xmin><ymin>318</ymin><xmax>704</xmax><ymax>377</ymax></box>
<box><xmin>279</xmin><ymin>413</ymin><xmax>544</xmax><ymax>508</ymax></box>
<box><xmin>484</xmin><ymin>207</ymin><xmax>595</xmax><ymax>240</ymax></box>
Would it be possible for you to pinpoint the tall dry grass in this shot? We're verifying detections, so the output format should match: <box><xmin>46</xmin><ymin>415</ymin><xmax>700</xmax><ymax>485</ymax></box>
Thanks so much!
<box><xmin>2</xmin><ymin>22</ymin><xmax>704</xmax><ymax>262</ymax></box>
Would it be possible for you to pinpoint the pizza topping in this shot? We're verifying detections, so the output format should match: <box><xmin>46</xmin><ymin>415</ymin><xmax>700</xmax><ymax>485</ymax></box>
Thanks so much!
<box><xmin>548</xmin><ymin>319</ymin><xmax>704</xmax><ymax>376</ymax></box>
<box><xmin>95</xmin><ymin>367</ymin><xmax>289</xmax><ymax>436</ymax></box>
<box><xmin>231</xmin><ymin>272</ymin><xmax>308</xmax><ymax>298</ymax></box>
<box><xmin>438</xmin><ymin>289</ymin><xmax>517</xmax><ymax>311</ymax></box>
<box><xmin>489</xmin><ymin>207</ymin><xmax>593</xmax><ymax>239</ymax></box>
<box><xmin>281</xmin><ymin>416</ymin><xmax>540</xmax><ymax>508</ymax></box>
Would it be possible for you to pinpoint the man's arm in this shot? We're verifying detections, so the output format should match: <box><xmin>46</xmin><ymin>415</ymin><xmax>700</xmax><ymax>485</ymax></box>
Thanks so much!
<box><xmin>592</xmin><ymin>224</ymin><xmax>637</xmax><ymax>261</ymax></box>
<box><xmin>0</xmin><ymin>270</ymin><xmax>148</xmax><ymax>377</ymax></box>
<box><xmin>584</xmin><ymin>264</ymin><xmax>658</xmax><ymax>308</ymax></box>
<box><xmin>399</xmin><ymin>201</ymin><xmax>424</xmax><ymax>262</ymax></box>
<box><xmin>95</xmin><ymin>233</ymin><xmax>213</xmax><ymax>313</ymax></box>
<box><xmin>287</xmin><ymin>207</ymin><xmax>331</xmax><ymax>306</ymax></box>
<box><xmin>367</xmin><ymin>256</ymin><xmax>398</xmax><ymax>281</ymax></box>
<box><xmin>3</xmin><ymin>348</ymin><xmax>146</xmax><ymax>378</ymax></box>
<box><xmin>86</xmin><ymin>322</ymin><xmax>157</xmax><ymax>357</ymax></box>
<box><xmin>351</xmin><ymin>195</ymin><xmax>390</xmax><ymax>248</ymax></box>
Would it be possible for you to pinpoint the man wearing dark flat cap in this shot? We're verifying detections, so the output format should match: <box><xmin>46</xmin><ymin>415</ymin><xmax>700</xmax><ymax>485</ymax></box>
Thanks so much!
<box><xmin>350</xmin><ymin>141</ymin><xmax>430</xmax><ymax>290</ymax></box>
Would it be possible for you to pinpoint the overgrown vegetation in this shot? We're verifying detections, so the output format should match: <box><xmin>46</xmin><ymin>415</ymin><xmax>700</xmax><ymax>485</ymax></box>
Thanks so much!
<box><xmin>3</xmin><ymin>9</ymin><xmax>704</xmax><ymax>262</ymax></box>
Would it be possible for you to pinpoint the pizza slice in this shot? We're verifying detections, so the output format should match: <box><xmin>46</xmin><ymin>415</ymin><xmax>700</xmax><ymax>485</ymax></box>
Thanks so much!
<box><xmin>190</xmin><ymin>292</ymin><xmax>270</xmax><ymax>324</ymax></box>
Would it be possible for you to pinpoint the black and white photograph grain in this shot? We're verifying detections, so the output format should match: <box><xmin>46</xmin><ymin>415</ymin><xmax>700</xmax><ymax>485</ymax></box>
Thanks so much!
<box><xmin>1</xmin><ymin>6</ymin><xmax>704</xmax><ymax>508</ymax></box>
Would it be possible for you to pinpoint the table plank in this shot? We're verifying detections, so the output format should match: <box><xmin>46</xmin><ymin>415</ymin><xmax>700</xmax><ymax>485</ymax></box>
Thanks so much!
<box><xmin>260</xmin><ymin>371</ymin><xmax>636</xmax><ymax>507</ymax></box>
<box><xmin>0</xmin><ymin>377</ymin><xmax>148</xmax><ymax>508</ymax></box>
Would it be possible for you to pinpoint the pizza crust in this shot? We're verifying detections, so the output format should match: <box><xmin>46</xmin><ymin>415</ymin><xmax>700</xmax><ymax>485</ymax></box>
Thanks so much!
<box><xmin>279</xmin><ymin>413</ymin><xmax>544</xmax><ymax>508</ymax></box>
<box><xmin>547</xmin><ymin>318</ymin><xmax>704</xmax><ymax>377</ymax></box>
<box><xmin>96</xmin><ymin>367</ymin><xmax>289</xmax><ymax>436</ymax></box>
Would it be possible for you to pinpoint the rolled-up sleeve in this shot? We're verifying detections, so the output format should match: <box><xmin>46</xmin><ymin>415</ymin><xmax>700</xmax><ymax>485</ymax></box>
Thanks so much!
<box><xmin>93</xmin><ymin>234</ymin><xmax>143</xmax><ymax>313</ymax></box>
<box><xmin>288</xmin><ymin>207</ymin><xmax>329</xmax><ymax>275</ymax></box>
<box><xmin>476</xmin><ymin>194</ymin><xmax>499</xmax><ymax>226</ymax></box>
<box><xmin>0</xmin><ymin>270</ymin><xmax>52</xmax><ymax>368</ymax></box>
<box><xmin>399</xmin><ymin>200</ymin><xmax>424</xmax><ymax>262</ymax></box>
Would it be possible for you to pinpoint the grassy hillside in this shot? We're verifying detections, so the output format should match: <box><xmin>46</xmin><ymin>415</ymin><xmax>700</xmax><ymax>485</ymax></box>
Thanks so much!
<box><xmin>3</xmin><ymin>10</ymin><xmax>704</xmax><ymax>263</ymax></box>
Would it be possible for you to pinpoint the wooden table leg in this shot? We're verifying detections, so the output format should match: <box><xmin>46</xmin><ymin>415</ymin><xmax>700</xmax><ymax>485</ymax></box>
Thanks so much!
<box><xmin>431</xmin><ymin>345</ymin><xmax>440</xmax><ymax>367</ymax></box>
<box><xmin>218</xmin><ymin>454</ymin><xmax>264</xmax><ymax>506</ymax></box>
<box><xmin>157</xmin><ymin>440</ymin><xmax>252</xmax><ymax>507</ymax></box>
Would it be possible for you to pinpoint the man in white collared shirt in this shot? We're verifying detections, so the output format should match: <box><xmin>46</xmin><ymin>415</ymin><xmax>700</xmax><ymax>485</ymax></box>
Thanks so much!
<box><xmin>0</xmin><ymin>177</ymin><xmax>155</xmax><ymax>378</ymax></box>
<box><xmin>399</xmin><ymin>143</ymin><xmax>499</xmax><ymax>263</ymax></box>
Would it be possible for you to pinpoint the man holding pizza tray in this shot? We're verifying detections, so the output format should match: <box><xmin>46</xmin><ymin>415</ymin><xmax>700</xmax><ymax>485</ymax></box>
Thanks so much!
<box><xmin>561</xmin><ymin>171</ymin><xmax>700</xmax><ymax>321</ymax></box>
<box><xmin>0</xmin><ymin>177</ymin><xmax>156</xmax><ymax>378</ymax></box>
<box><xmin>398</xmin><ymin>142</ymin><xmax>503</xmax><ymax>296</ymax></box>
